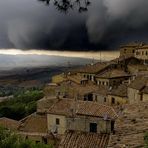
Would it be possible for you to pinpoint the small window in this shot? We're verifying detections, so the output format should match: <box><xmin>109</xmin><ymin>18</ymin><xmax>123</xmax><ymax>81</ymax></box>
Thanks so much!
<box><xmin>132</xmin><ymin>50</ymin><xmax>135</xmax><ymax>53</ymax></box>
<box><xmin>104</xmin><ymin>97</ymin><xmax>106</xmax><ymax>102</ymax></box>
<box><xmin>95</xmin><ymin>95</ymin><xmax>97</xmax><ymax>101</ymax></box>
<box><xmin>56</xmin><ymin>118</ymin><xmax>60</xmax><ymax>125</ymax></box>
<box><xmin>111</xmin><ymin>97</ymin><xmax>115</xmax><ymax>104</ymax></box>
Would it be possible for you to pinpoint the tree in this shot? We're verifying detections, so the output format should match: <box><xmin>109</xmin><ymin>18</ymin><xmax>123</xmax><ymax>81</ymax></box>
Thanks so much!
<box><xmin>38</xmin><ymin>0</ymin><xmax>91</xmax><ymax>13</ymax></box>
<box><xmin>144</xmin><ymin>132</ymin><xmax>148</xmax><ymax>148</ymax></box>
<box><xmin>0</xmin><ymin>126</ymin><xmax>53</xmax><ymax>148</ymax></box>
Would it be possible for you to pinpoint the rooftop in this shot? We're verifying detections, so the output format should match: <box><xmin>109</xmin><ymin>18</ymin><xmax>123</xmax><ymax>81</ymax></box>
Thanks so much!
<box><xmin>108</xmin><ymin>101</ymin><xmax>148</xmax><ymax>147</ymax></box>
<box><xmin>96</xmin><ymin>69</ymin><xmax>130</xmax><ymax>79</ymax></box>
<box><xmin>72</xmin><ymin>62</ymin><xmax>108</xmax><ymax>74</ymax></box>
<box><xmin>0</xmin><ymin>117</ymin><xmax>19</xmax><ymax>131</ymax></box>
<box><xmin>59</xmin><ymin>131</ymin><xmax>110</xmax><ymax>148</ymax></box>
<box><xmin>128</xmin><ymin>76</ymin><xmax>148</xmax><ymax>90</ymax></box>
<box><xmin>18</xmin><ymin>113</ymin><xmax>47</xmax><ymax>134</ymax></box>
<box><xmin>57</xmin><ymin>80</ymin><xmax>99</xmax><ymax>96</ymax></box>
<box><xmin>91</xmin><ymin>86</ymin><xmax>109</xmax><ymax>96</ymax></box>
<box><xmin>108</xmin><ymin>84</ymin><xmax>128</xmax><ymax>97</ymax></box>
<box><xmin>48</xmin><ymin>99</ymin><xmax>118</xmax><ymax>119</ymax></box>
<box><xmin>67</xmin><ymin>74</ymin><xmax>87</xmax><ymax>84</ymax></box>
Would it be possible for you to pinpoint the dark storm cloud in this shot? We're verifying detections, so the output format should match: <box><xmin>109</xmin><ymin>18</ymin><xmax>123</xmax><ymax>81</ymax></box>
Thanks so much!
<box><xmin>1</xmin><ymin>0</ymin><xmax>148</xmax><ymax>50</ymax></box>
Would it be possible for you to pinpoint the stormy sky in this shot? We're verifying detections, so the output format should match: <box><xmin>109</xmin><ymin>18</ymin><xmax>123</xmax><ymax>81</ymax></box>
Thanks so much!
<box><xmin>1</xmin><ymin>0</ymin><xmax>148</xmax><ymax>51</ymax></box>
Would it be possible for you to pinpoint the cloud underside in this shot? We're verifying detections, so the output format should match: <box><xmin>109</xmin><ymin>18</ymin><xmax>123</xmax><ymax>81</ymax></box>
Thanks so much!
<box><xmin>1</xmin><ymin>0</ymin><xmax>148</xmax><ymax>50</ymax></box>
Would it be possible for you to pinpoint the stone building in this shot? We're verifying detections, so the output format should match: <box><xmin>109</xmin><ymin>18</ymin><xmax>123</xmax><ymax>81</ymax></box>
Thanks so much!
<box><xmin>47</xmin><ymin>99</ymin><xmax>118</xmax><ymax>135</ymax></box>
<box><xmin>119</xmin><ymin>42</ymin><xmax>142</xmax><ymax>57</ymax></box>
<box><xmin>141</xmin><ymin>86</ymin><xmax>148</xmax><ymax>102</ymax></box>
<box><xmin>95</xmin><ymin>69</ymin><xmax>130</xmax><ymax>88</ymax></box>
<box><xmin>83</xmin><ymin>86</ymin><xmax>108</xmax><ymax>104</ymax></box>
<box><xmin>107</xmin><ymin>84</ymin><xmax>128</xmax><ymax>105</ymax></box>
<box><xmin>18</xmin><ymin>113</ymin><xmax>55</xmax><ymax>145</ymax></box>
<box><xmin>128</xmin><ymin>77</ymin><xmax>148</xmax><ymax>104</ymax></box>
<box><xmin>119</xmin><ymin>42</ymin><xmax>148</xmax><ymax>61</ymax></box>
<box><xmin>136</xmin><ymin>44</ymin><xmax>148</xmax><ymax>61</ymax></box>
<box><xmin>72</xmin><ymin>62</ymin><xmax>110</xmax><ymax>82</ymax></box>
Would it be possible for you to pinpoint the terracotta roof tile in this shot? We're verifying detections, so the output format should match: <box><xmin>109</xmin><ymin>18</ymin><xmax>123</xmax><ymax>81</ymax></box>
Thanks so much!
<box><xmin>48</xmin><ymin>99</ymin><xmax>118</xmax><ymax>119</ymax></box>
<box><xmin>18</xmin><ymin>113</ymin><xmax>47</xmax><ymax>133</ymax></box>
<box><xmin>59</xmin><ymin>131</ymin><xmax>110</xmax><ymax>148</ymax></box>
<box><xmin>108</xmin><ymin>84</ymin><xmax>128</xmax><ymax>97</ymax></box>
<box><xmin>0</xmin><ymin>117</ymin><xmax>19</xmax><ymax>130</ymax></box>
<box><xmin>73</xmin><ymin>62</ymin><xmax>108</xmax><ymax>74</ymax></box>
<box><xmin>96</xmin><ymin>69</ymin><xmax>130</xmax><ymax>78</ymax></box>
<box><xmin>128</xmin><ymin>77</ymin><xmax>148</xmax><ymax>90</ymax></box>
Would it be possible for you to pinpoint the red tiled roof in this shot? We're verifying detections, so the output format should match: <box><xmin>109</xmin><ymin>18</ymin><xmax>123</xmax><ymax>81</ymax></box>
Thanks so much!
<box><xmin>72</xmin><ymin>62</ymin><xmax>108</xmax><ymax>74</ymax></box>
<box><xmin>0</xmin><ymin>117</ymin><xmax>19</xmax><ymax>130</ymax></box>
<box><xmin>48</xmin><ymin>99</ymin><xmax>118</xmax><ymax>119</ymax></box>
<box><xmin>59</xmin><ymin>131</ymin><xmax>110</xmax><ymax>148</ymax></box>
<box><xmin>128</xmin><ymin>76</ymin><xmax>148</xmax><ymax>90</ymax></box>
<box><xmin>96</xmin><ymin>69</ymin><xmax>130</xmax><ymax>78</ymax></box>
<box><xmin>76</xmin><ymin>101</ymin><xmax>117</xmax><ymax>119</ymax></box>
<box><xmin>18</xmin><ymin>113</ymin><xmax>47</xmax><ymax>134</ymax></box>
<box><xmin>108</xmin><ymin>84</ymin><xmax>128</xmax><ymax>97</ymax></box>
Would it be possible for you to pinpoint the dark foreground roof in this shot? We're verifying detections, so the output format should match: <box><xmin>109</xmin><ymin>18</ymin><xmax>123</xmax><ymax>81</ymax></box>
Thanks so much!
<box><xmin>59</xmin><ymin>131</ymin><xmax>110</xmax><ymax>148</ymax></box>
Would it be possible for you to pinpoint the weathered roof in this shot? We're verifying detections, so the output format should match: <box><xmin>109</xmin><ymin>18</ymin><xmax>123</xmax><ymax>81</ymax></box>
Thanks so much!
<box><xmin>57</xmin><ymin>80</ymin><xmax>99</xmax><ymax>96</ymax></box>
<box><xmin>0</xmin><ymin>117</ymin><xmax>19</xmax><ymax>130</ymax></box>
<box><xmin>111</xmin><ymin>55</ymin><xmax>139</xmax><ymax>64</ymax></box>
<box><xmin>59</xmin><ymin>131</ymin><xmax>110</xmax><ymax>148</ymax></box>
<box><xmin>48</xmin><ymin>99</ymin><xmax>118</xmax><ymax>119</ymax></box>
<box><xmin>67</xmin><ymin>74</ymin><xmax>87</xmax><ymax>84</ymax></box>
<box><xmin>128</xmin><ymin>77</ymin><xmax>148</xmax><ymax>90</ymax></box>
<box><xmin>108</xmin><ymin>84</ymin><xmax>128</xmax><ymax>97</ymax></box>
<box><xmin>92</xmin><ymin>86</ymin><xmax>109</xmax><ymax>96</ymax></box>
<box><xmin>18</xmin><ymin>113</ymin><xmax>47</xmax><ymax>133</ymax></box>
<box><xmin>72</xmin><ymin>62</ymin><xmax>108</xmax><ymax>74</ymax></box>
<box><xmin>96</xmin><ymin>69</ymin><xmax>130</xmax><ymax>79</ymax></box>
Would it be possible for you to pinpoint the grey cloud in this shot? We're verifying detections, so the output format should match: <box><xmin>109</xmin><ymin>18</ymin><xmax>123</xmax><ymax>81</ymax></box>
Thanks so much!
<box><xmin>1</xmin><ymin>0</ymin><xmax>148</xmax><ymax>50</ymax></box>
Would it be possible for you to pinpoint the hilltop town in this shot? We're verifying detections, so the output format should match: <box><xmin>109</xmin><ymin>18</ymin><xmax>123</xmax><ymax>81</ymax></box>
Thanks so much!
<box><xmin>0</xmin><ymin>42</ymin><xmax>148</xmax><ymax>148</ymax></box>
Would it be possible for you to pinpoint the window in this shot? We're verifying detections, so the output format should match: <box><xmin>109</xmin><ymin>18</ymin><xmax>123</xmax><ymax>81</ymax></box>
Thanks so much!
<box><xmin>104</xmin><ymin>97</ymin><xmax>106</xmax><ymax>102</ymax></box>
<box><xmin>111</xmin><ymin>97</ymin><xmax>115</xmax><ymax>104</ymax></box>
<box><xmin>56</xmin><ymin>118</ymin><xmax>60</xmax><ymax>125</ymax></box>
<box><xmin>95</xmin><ymin>95</ymin><xmax>97</xmax><ymax>101</ymax></box>
<box><xmin>132</xmin><ymin>50</ymin><xmax>135</xmax><ymax>53</ymax></box>
<box><xmin>89</xmin><ymin>123</ymin><xmax>97</xmax><ymax>133</ymax></box>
